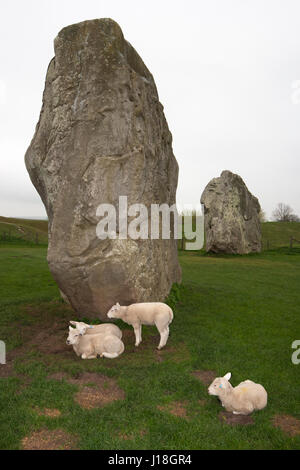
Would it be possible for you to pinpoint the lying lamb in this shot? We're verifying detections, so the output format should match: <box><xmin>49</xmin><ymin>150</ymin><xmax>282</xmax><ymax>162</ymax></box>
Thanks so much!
<box><xmin>69</xmin><ymin>321</ymin><xmax>122</xmax><ymax>338</ymax></box>
<box><xmin>107</xmin><ymin>302</ymin><xmax>173</xmax><ymax>349</ymax></box>
<box><xmin>208</xmin><ymin>372</ymin><xmax>268</xmax><ymax>415</ymax></box>
<box><xmin>66</xmin><ymin>326</ymin><xmax>124</xmax><ymax>359</ymax></box>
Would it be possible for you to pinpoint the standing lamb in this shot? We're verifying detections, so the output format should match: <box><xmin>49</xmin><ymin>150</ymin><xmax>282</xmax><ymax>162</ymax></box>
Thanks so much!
<box><xmin>107</xmin><ymin>302</ymin><xmax>173</xmax><ymax>350</ymax></box>
<box><xmin>208</xmin><ymin>372</ymin><xmax>268</xmax><ymax>415</ymax></box>
<box><xmin>66</xmin><ymin>326</ymin><xmax>124</xmax><ymax>359</ymax></box>
<box><xmin>69</xmin><ymin>321</ymin><xmax>122</xmax><ymax>338</ymax></box>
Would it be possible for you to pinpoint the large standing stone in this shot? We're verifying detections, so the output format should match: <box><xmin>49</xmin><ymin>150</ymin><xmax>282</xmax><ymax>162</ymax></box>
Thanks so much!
<box><xmin>25</xmin><ymin>19</ymin><xmax>181</xmax><ymax>318</ymax></box>
<box><xmin>201</xmin><ymin>170</ymin><xmax>261</xmax><ymax>254</ymax></box>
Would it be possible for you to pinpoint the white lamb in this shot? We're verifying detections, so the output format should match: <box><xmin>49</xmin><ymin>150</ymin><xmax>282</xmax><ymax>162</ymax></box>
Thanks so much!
<box><xmin>69</xmin><ymin>321</ymin><xmax>122</xmax><ymax>338</ymax></box>
<box><xmin>107</xmin><ymin>302</ymin><xmax>173</xmax><ymax>349</ymax></box>
<box><xmin>66</xmin><ymin>326</ymin><xmax>124</xmax><ymax>359</ymax></box>
<box><xmin>208</xmin><ymin>372</ymin><xmax>268</xmax><ymax>415</ymax></box>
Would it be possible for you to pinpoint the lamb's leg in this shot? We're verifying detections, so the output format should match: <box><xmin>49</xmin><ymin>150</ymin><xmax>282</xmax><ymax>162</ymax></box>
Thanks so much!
<box><xmin>162</xmin><ymin>326</ymin><xmax>169</xmax><ymax>347</ymax></box>
<box><xmin>156</xmin><ymin>324</ymin><xmax>169</xmax><ymax>349</ymax></box>
<box><xmin>155</xmin><ymin>315</ymin><xmax>170</xmax><ymax>349</ymax></box>
<box><xmin>233</xmin><ymin>410</ymin><xmax>250</xmax><ymax>415</ymax></box>
<box><xmin>157</xmin><ymin>329</ymin><xmax>166</xmax><ymax>350</ymax></box>
<box><xmin>81</xmin><ymin>353</ymin><xmax>97</xmax><ymax>359</ymax></box>
<box><xmin>133</xmin><ymin>325</ymin><xmax>141</xmax><ymax>347</ymax></box>
<box><xmin>101</xmin><ymin>352</ymin><xmax>119</xmax><ymax>359</ymax></box>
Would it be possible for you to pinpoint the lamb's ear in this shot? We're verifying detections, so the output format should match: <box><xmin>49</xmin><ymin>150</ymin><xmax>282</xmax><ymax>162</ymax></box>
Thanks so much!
<box><xmin>69</xmin><ymin>326</ymin><xmax>73</xmax><ymax>331</ymax></box>
<box><xmin>223</xmin><ymin>372</ymin><xmax>231</xmax><ymax>381</ymax></box>
<box><xmin>116</xmin><ymin>302</ymin><xmax>120</xmax><ymax>307</ymax></box>
<box><xmin>70</xmin><ymin>321</ymin><xmax>77</xmax><ymax>326</ymax></box>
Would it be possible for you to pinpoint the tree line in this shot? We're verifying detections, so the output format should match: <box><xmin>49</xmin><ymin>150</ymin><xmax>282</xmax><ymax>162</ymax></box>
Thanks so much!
<box><xmin>271</xmin><ymin>203</ymin><xmax>300</xmax><ymax>222</ymax></box>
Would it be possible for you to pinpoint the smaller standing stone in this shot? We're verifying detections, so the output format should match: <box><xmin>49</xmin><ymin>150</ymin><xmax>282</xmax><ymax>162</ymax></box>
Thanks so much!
<box><xmin>201</xmin><ymin>170</ymin><xmax>261</xmax><ymax>254</ymax></box>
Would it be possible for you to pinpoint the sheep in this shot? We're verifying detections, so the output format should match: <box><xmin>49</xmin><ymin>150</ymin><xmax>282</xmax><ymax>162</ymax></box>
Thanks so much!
<box><xmin>208</xmin><ymin>372</ymin><xmax>268</xmax><ymax>415</ymax></box>
<box><xmin>66</xmin><ymin>326</ymin><xmax>124</xmax><ymax>359</ymax></box>
<box><xmin>69</xmin><ymin>321</ymin><xmax>122</xmax><ymax>339</ymax></box>
<box><xmin>107</xmin><ymin>302</ymin><xmax>173</xmax><ymax>349</ymax></box>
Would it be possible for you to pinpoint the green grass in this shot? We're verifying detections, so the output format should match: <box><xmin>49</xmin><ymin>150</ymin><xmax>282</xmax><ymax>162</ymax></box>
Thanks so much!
<box><xmin>0</xmin><ymin>216</ymin><xmax>48</xmax><ymax>245</ymax></box>
<box><xmin>1</xmin><ymin>216</ymin><xmax>299</xmax><ymax>252</ymax></box>
<box><xmin>261</xmin><ymin>222</ymin><xmax>300</xmax><ymax>249</ymax></box>
<box><xmin>0</xmin><ymin>241</ymin><xmax>300</xmax><ymax>449</ymax></box>
<box><xmin>179</xmin><ymin>217</ymin><xmax>300</xmax><ymax>252</ymax></box>
<box><xmin>0</xmin><ymin>216</ymin><xmax>48</xmax><ymax>233</ymax></box>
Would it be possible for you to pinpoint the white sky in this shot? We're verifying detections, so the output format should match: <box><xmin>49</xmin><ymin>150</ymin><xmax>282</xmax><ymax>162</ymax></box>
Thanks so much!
<box><xmin>0</xmin><ymin>0</ymin><xmax>300</xmax><ymax>220</ymax></box>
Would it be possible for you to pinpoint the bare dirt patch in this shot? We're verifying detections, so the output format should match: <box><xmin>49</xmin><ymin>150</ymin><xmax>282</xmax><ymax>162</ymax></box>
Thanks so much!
<box><xmin>198</xmin><ymin>399</ymin><xmax>207</xmax><ymax>406</ymax></box>
<box><xmin>219</xmin><ymin>411</ymin><xmax>254</xmax><ymax>426</ymax></box>
<box><xmin>272</xmin><ymin>414</ymin><xmax>300</xmax><ymax>437</ymax></box>
<box><xmin>118</xmin><ymin>429</ymin><xmax>147</xmax><ymax>440</ymax></box>
<box><xmin>48</xmin><ymin>371</ymin><xmax>125</xmax><ymax>410</ymax></box>
<box><xmin>27</xmin><ymin>327</ymin><xmax>71</xmax><ymax>356</ymax></box>
<box><xmin>157</xmin><ymin>401</ymin><xmax>189</xmax><ymax>419</ymax></box>
<box><xmin>22</xmin><ymin>428</ymin><xmax>77</xmax><ymax>450</ymax></box>
<box><xmin>6</xmin><ymin>303</ymin><xmax>75</xmax><ymax>362</ymax></box>
<box><xmin>34</xmin><ymin>408</ymin><xmax>61</xmax><ymax>418</ymax></box>
<box><xmin>74</xmin><ymin>374</ymin><xmax>125</xmax><ymax>410</ymax></box>
<box><xmin>47</xmin><ymin>371</ymin><xmax>68</xmax><ymax>381</ymax></box>
<box><xmin>0</xmin><ymin>362</ymin><xmax>14</xmax><ymax>378</ymax></box>
<box><xmin>120</xmin><ymin>330</ymin><xmax>158</xmax><ymax>351</ymax></box>
<box><xmin>191</xmin><ymin>370</ymin><xmax>216</xmax><ymax>386</ymax></box>
<box><xmin>121</xmin><ymin>329</ymin><xmax>135</xmax><ymax>342</ymax></box>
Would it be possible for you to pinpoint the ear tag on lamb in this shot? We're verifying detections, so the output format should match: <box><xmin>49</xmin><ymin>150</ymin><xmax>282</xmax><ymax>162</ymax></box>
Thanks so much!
<box><xmin>89</xmin><ymin>326</ymin><xmax>94</xmax><ymax>329</ymax></box>
<box><xmin>219</xmin><ymin>384</ymin><xmax>223</xmax><ymax>389</ymax></box>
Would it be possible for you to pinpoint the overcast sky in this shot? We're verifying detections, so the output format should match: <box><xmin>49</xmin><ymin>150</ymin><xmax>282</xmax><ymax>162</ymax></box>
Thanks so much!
<box><xmin>1</xmin><ymin>0</ymin><xmax>300</xmax><ymax>220</ymax></box>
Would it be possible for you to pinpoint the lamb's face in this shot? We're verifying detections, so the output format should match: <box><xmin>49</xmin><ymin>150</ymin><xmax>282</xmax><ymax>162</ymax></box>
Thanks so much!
<box><xmin>66</xmin><ymin>326</ymin><xmax>81</xmax><ymax>345</ymax></box>
<box><xmin>107</xmin><ymin>303</ymin><xmax>120</xmax><ymax>319</ymax></box>
<box><xmin>208</xmin><ymin>378</ymin><xmax>225</xmax><ymax>396</ymax></box>
<box><xmin>208</xmin><ymin>372</ymin><xmax>231</xmax><ymax>396</ymax></box>
<box><xmin>72</xmin><ymin>322</ymin><xmax>88</xmax><ymax>335</ymax></box>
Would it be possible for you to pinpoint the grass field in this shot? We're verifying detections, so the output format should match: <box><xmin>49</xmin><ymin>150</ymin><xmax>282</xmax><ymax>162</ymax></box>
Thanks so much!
<box><xmin>0</xmin><ymin>235</ymin><xmax>299</xmax><ymax>450</ymax></box>
<box><xmin>0</xmin><ymin>216</ymin><xmax>48</xmax><ymax>245</ymax></box>
<box><xmin>1</xmin><ymin>216</ymin><xmax>300</xmax><ymax>251</ymax></box>
<box><xmin>261</xmin><ymin>221</ymin><xmax>300</xmax><ymax>250</ymax></box>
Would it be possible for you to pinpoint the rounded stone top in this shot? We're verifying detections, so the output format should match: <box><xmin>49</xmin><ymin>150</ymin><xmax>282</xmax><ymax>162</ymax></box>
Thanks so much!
<box><xmin>53</xmin><ymin>17</ymin><xmax>152</xmax><ymax>82</ymax></box>
<box><xmin>220</xmin><ymin>170</ymin><xmax>234</xmax><ymax>178</ymax></box>
<box><xmin>56</xmin><ymin>18</ymin><xmax>124</xmax><ymax>44</ymax></box>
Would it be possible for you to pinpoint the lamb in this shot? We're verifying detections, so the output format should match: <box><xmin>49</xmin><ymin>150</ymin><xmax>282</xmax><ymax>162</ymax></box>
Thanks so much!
<box><xmin>208</xmin><ymin>372</ymin><xmax>268</xmax><ymax>415</ymax></box>
<box><xmin>69</xmin><ymin>321</ymin><xmax>122</xmax><ymax>338</ymax></box>
<box><xmin>107</xmin><ymin>302</ymin><xmax>173</xmax><ymax>349</ymax></box>
<box><xmin>66</xmin><ymin>326</ymin><xmax>124</xmax><ymax>359</ymax></box>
